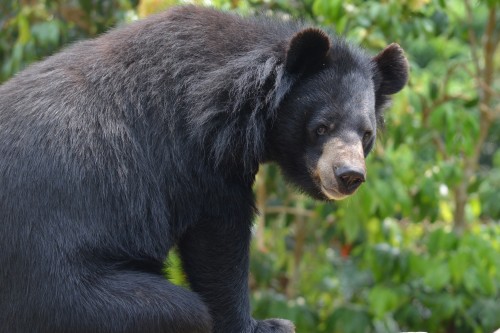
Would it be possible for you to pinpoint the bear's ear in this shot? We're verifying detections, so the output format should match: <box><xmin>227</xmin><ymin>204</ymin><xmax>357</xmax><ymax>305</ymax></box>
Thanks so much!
<box><xmin>373</xmin><ymin>43</ymin><xmax>409</xmax><ymax>95</ymax></box>
<box><xmin>285</xmin><ymin>28</ymin><xmax>331</xmax><ymax>74</ymax></box>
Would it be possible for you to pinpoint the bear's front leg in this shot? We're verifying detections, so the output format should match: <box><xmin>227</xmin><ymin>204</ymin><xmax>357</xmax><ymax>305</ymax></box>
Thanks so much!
<box><xmin>178</xmin><ymin>201</ymin><xmax>294</xmax><ymax>333</ymax></box>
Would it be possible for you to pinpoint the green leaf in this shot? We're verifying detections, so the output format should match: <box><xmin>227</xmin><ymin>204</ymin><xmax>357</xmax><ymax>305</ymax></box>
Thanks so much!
<box><xmin>423</xmin><ymin>260</ymin><xmax>451</xmax><ymax>290</ymax></box>
<box><xmin>468</xmin><ymin>196</ymin><xmax>482</xmax><ymax>218</ymax></box>
<box><xmin>327</xmin><ymin>307</ymin><xmax>371</xmax><ymax>333</ymax></box>
<box><xmin>427</xmin><ymin>228</ymin><xmax>457</xmax><ymax>255</ymax></box>
<box><xmin>449</xmin><ymin>251</ymin><xmax>468</xmax><ymax>284</ymax></box>
<box><xmin>17</xmin><ymin>14</ymin><xmax>31</xmax><ymax>44</ymax></box>
<box><xmin>368</xmin><ymin>286</ymin><xmax>401</xmax><ymax>319</ymax></box>
<box><xmin>32</xmin><ymin>21</ymin><xmax>60</xmax><ymax>45</ymax></box>
<box><xmin>493</xmin><ymin>150</ymin><xmax>500</xmax><ymax>168</ymax></box>
<box><xmin>429</xmin><ymin>80</ymin><xmax>439</xmax><ymax>100</ymax></box>
<box><xmin>463</xmin><ymin>268</ymin><xmax>481</xmax><ymax>293</ymax></box>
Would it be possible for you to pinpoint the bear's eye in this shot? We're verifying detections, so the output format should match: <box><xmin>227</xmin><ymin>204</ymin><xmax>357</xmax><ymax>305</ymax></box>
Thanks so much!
<box><xmin>363</xmin><ymin>131</ymin><xmax>373</xmax><ymax>143</ymax></box>
<box><xmin>316</xmin><ymin>126</ymin><xmax>328</xmax><ymax>136</ymax></box>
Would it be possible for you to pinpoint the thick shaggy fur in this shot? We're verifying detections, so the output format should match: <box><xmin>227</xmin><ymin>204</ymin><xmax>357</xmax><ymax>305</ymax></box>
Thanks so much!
<box><xmin>0</xmin><ymin>6</ymin><xmax>408</xmax><ymax>333</ymax></box>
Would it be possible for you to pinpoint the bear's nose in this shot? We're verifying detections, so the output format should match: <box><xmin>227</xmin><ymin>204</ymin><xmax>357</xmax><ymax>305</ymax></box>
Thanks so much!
<box><xmin>335</xmin><ymin>166</ymin><xmax>366</xmax><ymax>194</ymax></box>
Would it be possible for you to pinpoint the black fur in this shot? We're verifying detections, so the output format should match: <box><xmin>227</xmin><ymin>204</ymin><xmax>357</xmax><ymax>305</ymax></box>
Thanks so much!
<box><xmin>0</xmin><ymin>6</ymin><xmax>408</xmax><ymax>333</ymax></box>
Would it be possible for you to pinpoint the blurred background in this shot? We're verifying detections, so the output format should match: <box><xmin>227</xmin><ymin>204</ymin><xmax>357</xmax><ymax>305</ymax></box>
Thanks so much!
<box><xmin>1</xmin><ymin>0</ymin><xmax>499</xmax><ymax>332</ymax></box>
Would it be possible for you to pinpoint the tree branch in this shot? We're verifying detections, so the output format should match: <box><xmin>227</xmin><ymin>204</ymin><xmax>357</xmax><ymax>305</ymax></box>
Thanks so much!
<box><xmin>471</xmin><ymin>4</ymin><xmax>498</xmax><ymax>166</ymax></box>
<box><xmin>464</xmin><ymin>0</ymin><xmax>482</xmax><ymax>78</ymax></box>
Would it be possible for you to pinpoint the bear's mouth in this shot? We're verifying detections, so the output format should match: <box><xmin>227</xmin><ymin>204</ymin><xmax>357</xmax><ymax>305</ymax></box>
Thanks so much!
<box><xmin>321</xmin><ymin>184</ymin><xmax>348</xmax><ymax>201</ymax></box>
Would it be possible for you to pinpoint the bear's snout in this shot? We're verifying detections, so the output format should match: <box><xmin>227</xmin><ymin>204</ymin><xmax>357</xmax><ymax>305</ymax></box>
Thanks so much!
<box><xmin>334</xmin><ymin>165</ymin><xmax>366</xmax><ymax>195</ymax></box>
<box><xmin>315</xmin><ymin>136</ymin><xmax>366</xmax><ymax>200</ymax></box>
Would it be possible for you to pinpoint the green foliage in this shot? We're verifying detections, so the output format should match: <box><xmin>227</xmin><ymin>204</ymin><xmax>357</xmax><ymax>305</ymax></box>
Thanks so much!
<box><xmin>247</xmin><ymin>1</ymin><xmax>500</xmax><ymax>332</ymax></box>
<box><xmin>2</xmin><ymin>0</ymin><xmax>499</xmax><ymax>332</ymax></box>
<box><xmin>251</xmin><ymin>211</ymin><xmax>500</xmax><ymax>332</ymax></box>
<box><xmin>0</xmin><ymin>0</ymin><xmax>137</xmax><ymax>82</ymax></box>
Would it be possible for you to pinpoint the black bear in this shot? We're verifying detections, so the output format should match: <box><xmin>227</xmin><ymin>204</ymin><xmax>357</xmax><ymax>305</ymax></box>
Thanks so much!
<box><xmin>0</xmin><ymin>6</ymin><xmax>408</xmax><ymax>333</ymax></box>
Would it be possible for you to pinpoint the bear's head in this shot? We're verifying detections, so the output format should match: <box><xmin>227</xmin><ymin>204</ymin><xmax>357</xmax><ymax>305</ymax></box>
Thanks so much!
<box><xmin>268</xmin><ymin>28</ymin><xmax>408</xmax><ymax>201</ymax></box>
